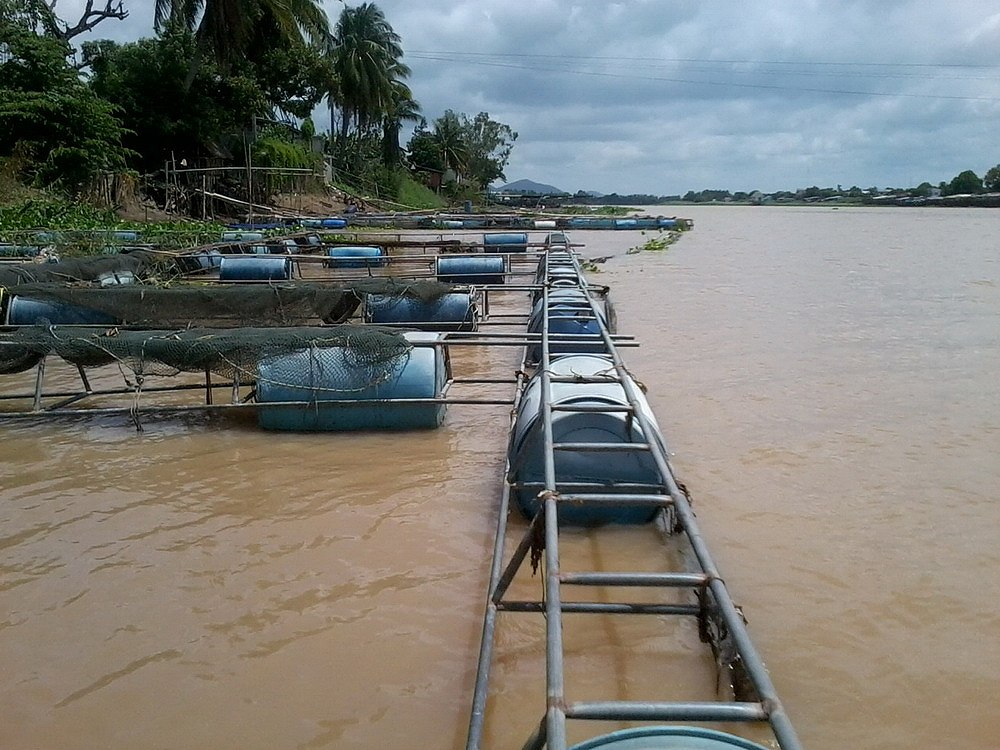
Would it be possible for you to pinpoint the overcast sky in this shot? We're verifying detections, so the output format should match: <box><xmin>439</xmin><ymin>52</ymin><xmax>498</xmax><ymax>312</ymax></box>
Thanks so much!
<box><xmin>60</xmin><ymin>0</ymin><xmax>1000</xmax><ymax>195</ymax></box>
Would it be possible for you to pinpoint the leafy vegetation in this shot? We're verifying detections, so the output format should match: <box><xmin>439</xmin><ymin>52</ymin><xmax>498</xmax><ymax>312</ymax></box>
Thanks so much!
<box><xmin>0</xmin><ymin>25</ymin><xmax>134</xmax><ymax>192</ymax></box>
<box><xmin>406</xmin><ymin>110</ymin><xmax>517</xmax><ymax>197</ymax></box>
<box><xmin>0</xmin><ymin>1</ymin><xmax>518</xmax><ymax>214</ymax></box>
<box><xmin>0</xmin><ymin>197</ymin><xmax>118</xmax><ymax>230</ymax></box>
<box><xmin>626</xmin><ymin>231</ymin><xmax>679</xmax><ymax>255</ymax></box>
<box><xmin>559</xmin><ymin>205</ymin><xmax>630</xmax><ymax>216</ymax></box>
<box><xmin>396</xmin><ymin>174</ymin><xmax>445</xmax><ymax>210</ymax></box>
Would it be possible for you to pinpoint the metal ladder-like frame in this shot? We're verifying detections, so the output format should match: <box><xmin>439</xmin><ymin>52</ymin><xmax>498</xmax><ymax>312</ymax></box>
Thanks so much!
<box><xmin>467</xmin><ymin>245</ymin><xmax>804</xmax><ymax>750</ymax></box>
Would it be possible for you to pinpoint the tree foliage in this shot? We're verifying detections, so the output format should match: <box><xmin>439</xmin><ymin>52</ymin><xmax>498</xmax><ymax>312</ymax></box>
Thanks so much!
<box><xmin>0</xmin><ymin>0</ymin><xmax>127</xmax><ymax>42</ymax></box>
<box><xmin>153</xmin><ymin>0</ymin><xmax>330</xmax><ymax>94</ymax></box>
<box><xmin>0</xmin><ymin>24</ymin><xmax>132</xmax><ymax>192</ymax></box>
<box><xmin>328</xmin><ymin>2</ymin><xmax>407</xmax><ymax>141</ymax></box>
<box><xmin>431</xmin><ymin>110</ymin><xmax>469</xmax><ymax>175</ymax></box>
<box><xmin>405</xmin><ymin>110</ymin><xmax>518</xmax><ymax>192</ymax></box>
<box><xmin>84</xmin><ymin>29</ymin><xmax>265</xmax><ymax>171</ymax></box>
<box><xmin>983</xmin><ymin>164</ymin><xmax>1000</xmax><ymax>192</ymax></box>
<box><xmin>405</xmin><ymin>118</ymin><xmax>443</xmax><ymax>172</ymax></box>
<box><xmin>946</xmin><ymin>169</ymin><xmax>983</xmax><ymax>196</ymax></box>
<box><xmin>460</xmin><ymin>111</ymin><xmax>517</xmax><ymax>189</ymax></box>
<box><xmin>0</xmin><ymin>1</ymin><xmax>518</xmax><ymax>210</ymax></box>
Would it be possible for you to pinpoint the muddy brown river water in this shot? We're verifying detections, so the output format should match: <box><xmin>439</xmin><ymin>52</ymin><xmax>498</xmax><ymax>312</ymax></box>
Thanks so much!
<box><xmin>2</xmin><ymin>206</ymin><xmax>998</xmax><ymax>749</ymax></box>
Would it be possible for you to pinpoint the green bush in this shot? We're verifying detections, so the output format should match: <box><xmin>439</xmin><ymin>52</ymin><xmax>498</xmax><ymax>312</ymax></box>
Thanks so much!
<box><xmin>397</xmin><ymin>174</ymin><xmax>445</xmax><ymax>209</ymax></box>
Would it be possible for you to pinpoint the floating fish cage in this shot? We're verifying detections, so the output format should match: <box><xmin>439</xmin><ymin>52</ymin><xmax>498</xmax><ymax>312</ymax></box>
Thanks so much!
<box><xmin>257</xmin><ymin>332</ymin><xmax>449</xmax><ymax>431</ymax></box>
<box><xmin>0</xmin><ymin>223</ymin><xmax>803</xmax><ymax>750</ymax></box>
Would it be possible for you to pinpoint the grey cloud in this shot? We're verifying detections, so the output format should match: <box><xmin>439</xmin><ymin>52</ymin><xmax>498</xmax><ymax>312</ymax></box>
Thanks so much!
<box><xmin>53</xmin><ymin>0</ymin><xmax>1000</xmax><ymax>194</ymax></box>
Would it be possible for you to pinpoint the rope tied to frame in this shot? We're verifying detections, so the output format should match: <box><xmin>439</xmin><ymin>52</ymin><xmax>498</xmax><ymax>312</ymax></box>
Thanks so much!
<box><xmin>530</xmin><ymin>490</ymin><xmax>561</xmax><ymax>575</ymax></box>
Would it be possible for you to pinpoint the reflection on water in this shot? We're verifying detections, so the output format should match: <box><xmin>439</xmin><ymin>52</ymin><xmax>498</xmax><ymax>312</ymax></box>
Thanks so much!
<box><xmin>2</xmin><ymin>207</ymin><xmax>999</xmax><ymax>749</ymax></box>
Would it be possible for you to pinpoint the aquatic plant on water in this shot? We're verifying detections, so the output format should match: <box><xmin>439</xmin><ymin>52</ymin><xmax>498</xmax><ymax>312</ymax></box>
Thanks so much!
<box><xmin>626</xmin><ymin>230</ymin><xmax>679</xmax><ymax>255</ymax></box>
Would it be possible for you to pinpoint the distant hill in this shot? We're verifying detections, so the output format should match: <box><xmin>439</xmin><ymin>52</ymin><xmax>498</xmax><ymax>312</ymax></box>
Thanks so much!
<box><xmin>497</xmin><ymin>179</ymin><xmax>567</xmax><ymax>195</ymax></box>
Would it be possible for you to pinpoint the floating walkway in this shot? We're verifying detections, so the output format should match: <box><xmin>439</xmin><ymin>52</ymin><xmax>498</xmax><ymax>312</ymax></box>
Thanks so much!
<box><xmin>466</xmin><ymin>235</ymin><xmax>804</xmax><ymax>750</ymax></box>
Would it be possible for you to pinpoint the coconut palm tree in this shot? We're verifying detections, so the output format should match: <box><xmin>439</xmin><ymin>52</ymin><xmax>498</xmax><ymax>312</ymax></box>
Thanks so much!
<box><xmin>381</xmin><ymin>77</ymin><xmax>420</xmax><ymax>166</ymax></box>
<box><xmin>328</xmin><ymin>2</ymin><xmax>407</xmax><ymax>143</ymax></box>
<box><xmin>154</xmin><ymin>0</ymin><xmax>330</xmax><ymax>86</ymax></box>
<box><xmin>432</xmin><ymin>110</ymin><xmax>469</xmax><ymax>178</ymax></box>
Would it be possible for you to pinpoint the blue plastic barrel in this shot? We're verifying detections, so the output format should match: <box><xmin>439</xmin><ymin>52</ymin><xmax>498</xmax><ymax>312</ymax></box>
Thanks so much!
<box><xmin>219</xmin><ymin>256</ymin><xmax>292</xmax><ymax>281</ymax></box>
<box><xmin>325</xmin><ymin>246</ymin><xmax>385</xmax><ymax>268</ymax></box>
<box><xmin>483</xmin><ymin>232</ymin><xmax>528</xmax><ymax>253</ymax></box>
<box><xmin>268</xmin><ymin>238</ymin><xmax>300</xmax><ymax>254</ymax></box>
<box><xmin>365</xmin><ymin>293</ymin><xmax>477</xmax><ymax>331</ymax></box>
<box><xmin>527</xmin><ymin>291</ymin><xmax>609</xmax><ymax>361</ymax></box>
<box><xmin>257</xmin><ymin>332</ymin><xmax>447</xmax><ymax>431</ymax></box>
<box><xmin>570</xmin><ymin>727</ymin><xmax>770</xmax><ymax>749</ymax></box>
<box><xmin>536</xmin><ymin>261</ymin><xmax>581</xmax><ymax>284</ymax></box>
<box><xmin>442</xmin><ymin>220</ymin><xmax>464</xmax><ymax>229</ymax></box>
<box><xmin>300</xmin><ymin>218</ymin><xmax>322</xmax><ymax>228</ymax></box>
<box><xmin>6</xmin><ymin>296</ymin><xmax>118</xmax><ymax>326</ymax></box>
<box><xmin>509</xmin><ymin>354</ymin><xmax>666</xmax><ymax>525</ymax></box>
<box><xmin>568</xmin><ymin>217</ymin><xmax>615</xmax><ymax>229</ymax></box>
<box><xmin>614</xmin><ymin>218</ymin><xmax>638</xmax><ymax>229</ymax></box>
<box><xmin>0</xmin><ymin>245</ymin><xmax>41</xmax><ymax>257</ymax></box>
<box><xmin>222</xmin><ymin>231</ymin><xmax>264</xmax><ymax>241</ymax></box>
<box><xmin>178</xmin><ymin>248</ymin><xmax>223</xmax><ymax>271</ymax></box>
<box><xmin>534</xmin><ymin>219</ymin><xmax>557</xmax><ymax>229</ymax></box>
<box><xmin>321</xmin><ymin>217</ymin><xmax>347</xmax><ymax>228</ymax></box>
<box><xmin>436</xmin><ymin>255</ymin><xmax>505</xmax><ymax>285</ymax></box>
<box><xmin>658</xmin><ymin>218</ymin><xmax>678</xmax><ymax>228</ymax></box>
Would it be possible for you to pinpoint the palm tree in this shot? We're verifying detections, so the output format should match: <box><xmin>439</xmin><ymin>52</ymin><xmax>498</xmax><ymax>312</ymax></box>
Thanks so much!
<box><xmin>328</xmin><ymin>2</ymin><xmax>407</xmax><ymax>143</ymax></box>
<box><xmin>154</xmin><ymin>0</ymin><xmax>331</xmax><ymax>86</ymax></box>
<box><xmin>433</xmin><ymin>110</ymin><xmax>469</xmax><ymax>178</ymax></box>
<box><xmin>381</xmin><ymin>77</ymin><xmax>420</xmax><ymax>166</ymax></box>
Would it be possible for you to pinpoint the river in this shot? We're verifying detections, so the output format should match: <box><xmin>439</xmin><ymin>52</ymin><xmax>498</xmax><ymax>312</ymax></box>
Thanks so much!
<box><xmin>1</xmin><ymin>206</ymin><xmax>998</xmax><ymax>749</ymax></box>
